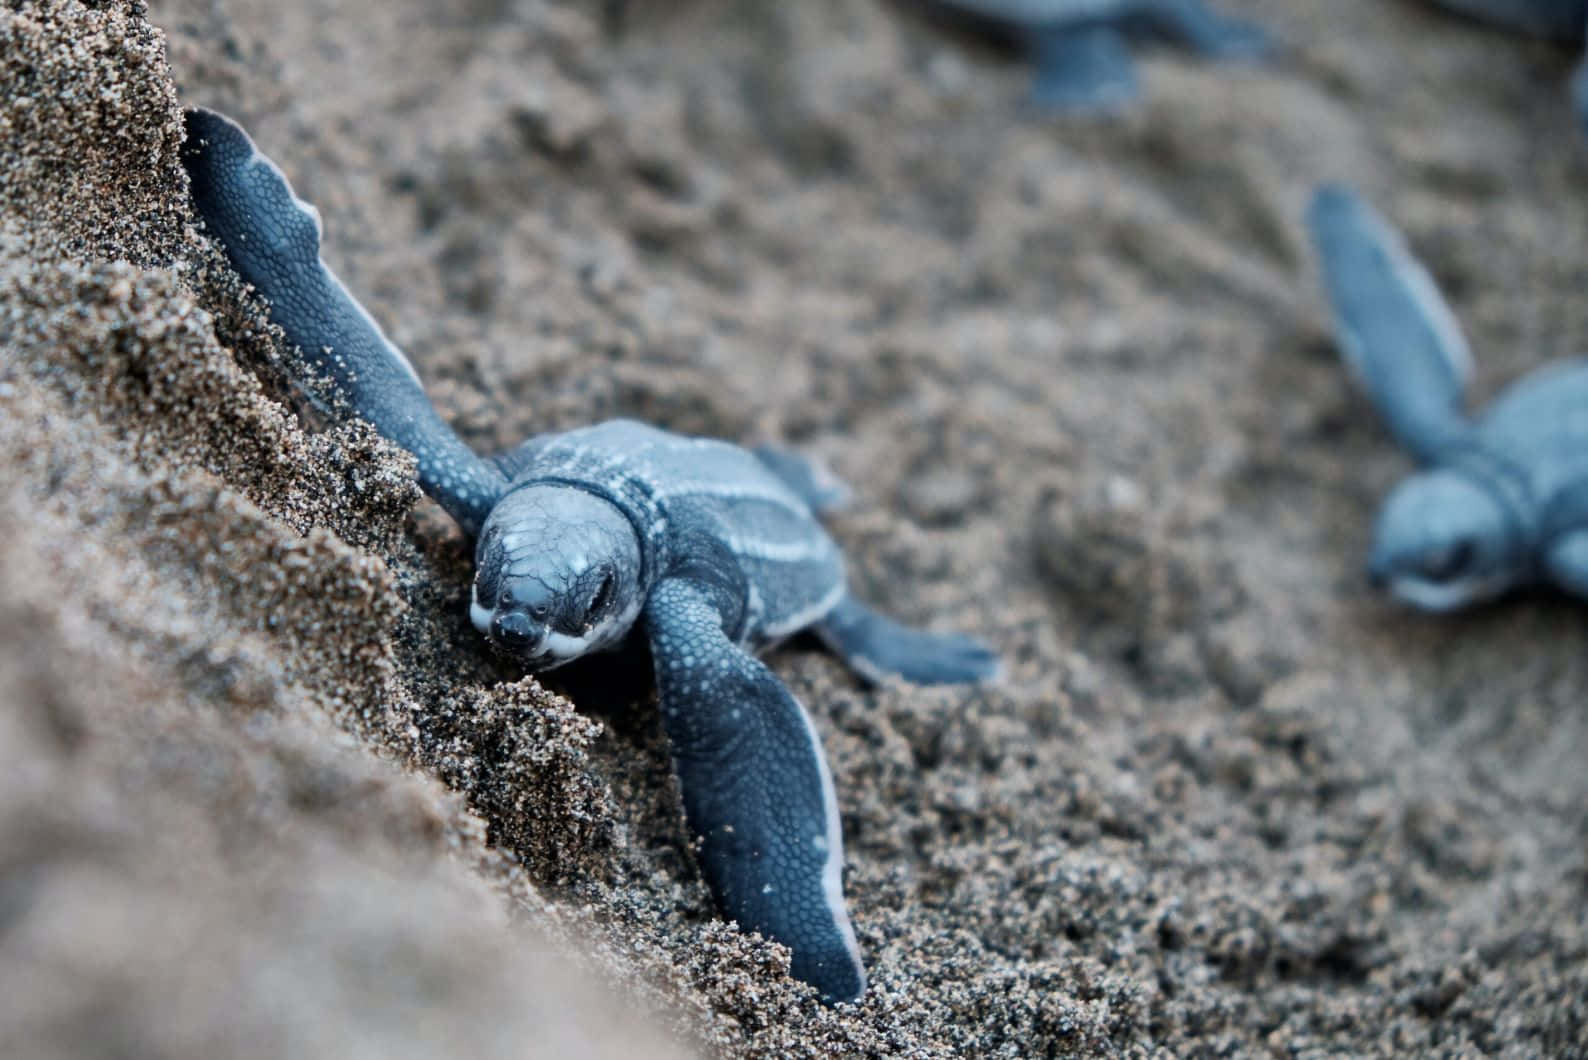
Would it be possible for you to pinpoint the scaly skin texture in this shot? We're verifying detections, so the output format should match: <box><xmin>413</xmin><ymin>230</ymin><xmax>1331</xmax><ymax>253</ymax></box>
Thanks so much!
<box><xmin>647</xmin><ymin>578</ymin><xmax>864</xmax><ymax>1002</ymax></box>
<box><xmin>181</xmin><ymin>107</ymin><xmax>997</xmax><ymax>1004</ymax></box>
<box><xmin>181</xmin><ymin>109</ymin><xmax>507</xmax><ymax>536</ymax></box>
<box><xmin>1308</xmin><ymin>184</ymin><xmax>1588</xmax><ymax>611</ymax></box>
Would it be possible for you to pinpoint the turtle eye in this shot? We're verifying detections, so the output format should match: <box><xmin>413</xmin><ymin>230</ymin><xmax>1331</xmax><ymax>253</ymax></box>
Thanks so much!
<box><xmin>1424</xmin><ymin>540</ymin><xmax>1474</xmax><ymax>581</ymax></box>
<box><xmin>589</xmin><ymin>570</ymin><xmax>615</xmax><ymax>617</ymax></box>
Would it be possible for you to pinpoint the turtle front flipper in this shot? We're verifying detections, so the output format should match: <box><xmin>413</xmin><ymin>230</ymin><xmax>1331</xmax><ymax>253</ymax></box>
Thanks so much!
<box><xmin>1024</xmin><ymin>24</ymin><xmax>1140</xmax><ymax>110</ymax></box>
<box><xmin>815</xmin><ymin>595</ymin><xmax>1001</xmax><ymax>687</ymax></box>
<box><xmin>1306</xmin><ymin>184</ymin><xmax>1476</xmax><ymax>465</ymax></box>
<box><xmin>644</xmin><ymin>578</ymin><xmax>865</xmax><ymax>1004</ymax></box>
<box><xmin>181</xmin><ymin>108</ymin><xmax>507</xmax><ymax>536</ymax></box>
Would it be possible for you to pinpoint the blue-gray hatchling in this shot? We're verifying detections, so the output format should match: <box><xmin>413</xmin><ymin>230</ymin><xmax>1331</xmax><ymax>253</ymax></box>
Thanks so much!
<box><xmin>1430</xmin><ymin>0</ymin><xmax>1588</xmax><ymax>134</ymax></box>
<box><xmin>181</xmin><ymin>107</ymin><xmax>1000</xmax><ymax>1004</ymax></box>
<box><xmin>920</xmin><ymin>0</ymin><xmax>1270</xmax><ymax>110</ymax></box>
<box><xmin>1307</xmin><ymin>184</ymin><xmax>1588</xmax><ymax>612</ymax></box>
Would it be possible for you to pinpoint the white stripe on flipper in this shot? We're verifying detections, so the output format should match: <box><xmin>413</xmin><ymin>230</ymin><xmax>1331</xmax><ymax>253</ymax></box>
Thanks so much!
<box><xmin>324</xmin><ymin>267</ymin><xmax>425</xmax><ymax>388</ymax></box>
<box><xmin>1383</xmin><ymin>230</ymin><xmax>1472</xmax><ymax>391</ymax></box>
<box><xmin>1338</xmin><ymin>192</ymin><xmax>1473</xmax><ymax>391</ymax></box>
<box><xmin>811</xmin><ymin>620</ymin><xmax>893</xmax><ymax>685</ymax></box>
<box><xmin>234</xmin><ymin>119</ymin><xmax>426</xmax><ymax>390</ymax></box>
<box><xmin>785</xmin><ymin>685</ymin><xmax>865</xmax><ymax>996</ymax></box>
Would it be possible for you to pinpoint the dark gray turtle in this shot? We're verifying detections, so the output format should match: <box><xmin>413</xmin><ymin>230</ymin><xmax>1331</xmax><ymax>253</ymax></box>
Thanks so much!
<box><xmin>1306</xmin><ymin>184</ymin><xmax>1588</xmax><ymax>611</ymax></box>
<box><xmin>1431</xmin><ymin>0</ymin><xmax>1583</xmax><ymax>39</ymax></box>
<box><xmin>918</xmin><ymin>0</ymin><xmax>1271</xmax><ymax>110</ymax></box>
<box><xmin>1428</xmin><ymin>0</ymin><xmax>1588</xmax><ymax>135</ymax></box>
<box><xmin>181</xmin><ymin>107</ymin><xmax>999</xmax><ymax>1004</ymax></box>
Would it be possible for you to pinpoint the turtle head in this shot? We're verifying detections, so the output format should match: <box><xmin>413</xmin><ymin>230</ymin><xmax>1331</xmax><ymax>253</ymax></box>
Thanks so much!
<box><xmin>1367</xmin><ymin>469</ymin><xmax>1527</xmax><ymax>612</ymax></box>
<box><xmin>470</xmin><ymin>484</ymin><xmax>643</xmax><ymax>669</ymax></box>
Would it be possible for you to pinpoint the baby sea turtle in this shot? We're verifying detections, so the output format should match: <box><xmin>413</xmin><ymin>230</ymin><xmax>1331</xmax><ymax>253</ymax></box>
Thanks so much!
<box><xmin>181</xmin><ymin>107</ymin><xmax>999</xmax><ymax>1004</ymax></box>
<box><xmin>1431</xmin><ymin>0</ymin><xmax>1582</xmax><ymax>39</ymax></box>
<box><xmin>1429</xmin><ymin>0</ymin><xmax>1588</xmax><ymax>134</ymax></box>
<box><xmin>919</xmin><ymin>0</ymin><xmax>1270</xmax><ymax>110</ymax></box>
<box><xmin>1306</xmin><ymin>184</ymin><xmax>1588</xmax><ymax>611</ymax></box>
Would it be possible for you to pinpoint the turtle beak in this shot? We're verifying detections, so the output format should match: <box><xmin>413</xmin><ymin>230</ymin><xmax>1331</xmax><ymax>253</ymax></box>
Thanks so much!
<box><xmin>491</xmin><ymin>610</ymin><xmax>547</xmax><ymax>657</ymax></box>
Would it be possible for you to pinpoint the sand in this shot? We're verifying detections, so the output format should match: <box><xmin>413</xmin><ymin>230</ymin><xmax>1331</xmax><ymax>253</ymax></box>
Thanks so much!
<box><xmin>2</xmin><ymin>0</ymin><xmax>1586</xmax><ymax>1055</ymax></box>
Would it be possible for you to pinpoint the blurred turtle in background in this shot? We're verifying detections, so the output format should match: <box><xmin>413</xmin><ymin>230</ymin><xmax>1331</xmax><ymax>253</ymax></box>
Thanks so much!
<box><xmin>1307</xmin><ymin>184</ymin><xmax>1588</xmax><ymax>611</ymax></box>
<box><xmin>910</xmin><ymin>0</ymin><xmax>1271</xmax><ymax>110</ymax></box>
<box><xmin>1430</xmin><ymin>0</ymin><xmax>1588</xmax><ymax>133</ymax></box>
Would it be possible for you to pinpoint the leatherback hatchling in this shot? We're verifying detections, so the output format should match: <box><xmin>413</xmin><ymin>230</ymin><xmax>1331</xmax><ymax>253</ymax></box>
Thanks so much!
<box><xmin>920</xmin><ymin>0</ymin><xmax>1270</xmax><ymax>110</ymax></box>
<box><xmin>1307</xmin><ymin>184</ymin><xmax>1588</xmax><ymax>611</ymax></box>
<box><xmin>181</xmin><ymin>107</ymin><xmax>999</xmax><ymax>1003</ymax></box>
<box><xmin>1429</xmin><ymin>0</ymin><xmax>1587</xmax><ymax>135</ymax></box>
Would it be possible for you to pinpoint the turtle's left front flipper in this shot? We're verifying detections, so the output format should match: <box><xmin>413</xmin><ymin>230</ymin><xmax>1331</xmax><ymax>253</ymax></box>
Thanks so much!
<box><xmin>181</xmin><ymin>107</ymin><xmax>506</xmax><ymax>536</ymax></box>
<box><xmin>644</xmin><ymin>578</ymin><xmax>865</xmax><ymax>1004</ymax></box>
<box><xmin>1306</xmin><ymin>184</ymin><xmax>1477</xmax><ymax>465</ymax></box>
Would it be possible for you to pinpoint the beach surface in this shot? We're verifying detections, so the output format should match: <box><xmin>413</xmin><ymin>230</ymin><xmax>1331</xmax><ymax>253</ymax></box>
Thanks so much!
<box><xmin>2</xmin><ymin>1</ymin><xmax>1585</xmax><ymax>1055</ymax></box>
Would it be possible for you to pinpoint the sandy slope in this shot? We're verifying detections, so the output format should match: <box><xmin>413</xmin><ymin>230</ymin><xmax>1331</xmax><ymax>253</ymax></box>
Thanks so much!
<box><xmin>2</xmin><ymin>0</ymin><xmax>1585</xmax><ymax>1055</ymax></box>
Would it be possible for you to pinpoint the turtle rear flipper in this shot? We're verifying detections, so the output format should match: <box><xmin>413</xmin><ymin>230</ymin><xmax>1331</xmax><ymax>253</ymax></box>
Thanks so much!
<box><xmin>181</xmin><ymin>108</ymin><xmax>507</xmax><ymax>535</ymax></box>
<box><xmin>1306</xmin><ymin>184</ymin><xmax>1475</xmax><ymax>465</ymax></box>
<box><xmin>815</xmin><ymin>595</ymin><xmax>1001</xmax><ymax>686</ymax></box>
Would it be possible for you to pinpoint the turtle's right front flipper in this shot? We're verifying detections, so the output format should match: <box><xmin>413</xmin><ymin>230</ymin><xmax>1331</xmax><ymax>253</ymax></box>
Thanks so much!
<box><xmin>181</xmin><ymin>108</ymin><xmax>506</xmax><ymax>536</ymax></box>
<box><xmin>1306</xmin><ymin>184</ymin><xmax>1476</xmax><ymax>465</ymax></box>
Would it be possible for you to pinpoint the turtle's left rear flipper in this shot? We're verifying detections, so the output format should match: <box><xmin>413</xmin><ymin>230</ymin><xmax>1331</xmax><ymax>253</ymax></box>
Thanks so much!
<box><xmin>181</xmin><ymin>107</ymin><xmax>505</xmax><ymax>535</ymax></box>
<box><xmin>1306</xmin><ymin>184</ymin><xmax>1476</xmax><ymax>465</ymax></box>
